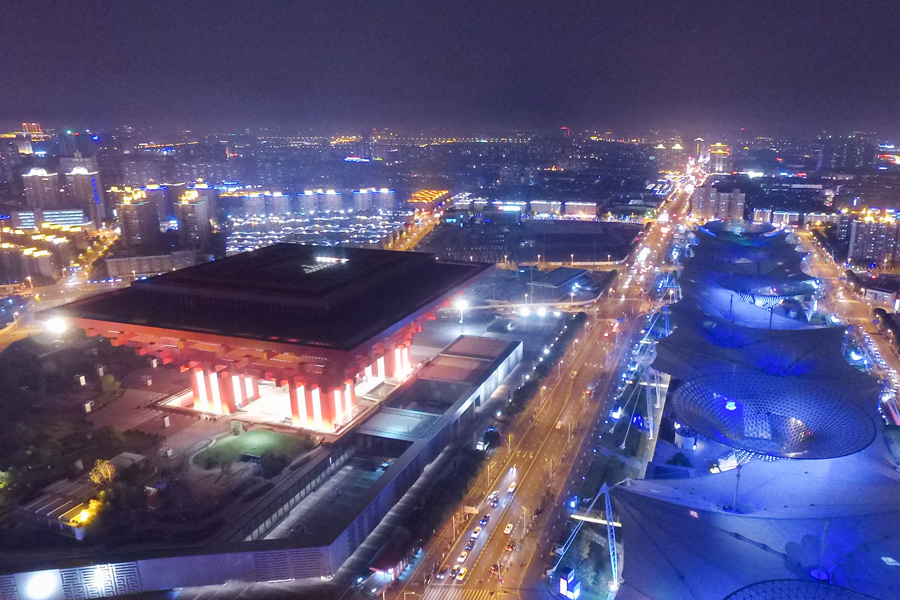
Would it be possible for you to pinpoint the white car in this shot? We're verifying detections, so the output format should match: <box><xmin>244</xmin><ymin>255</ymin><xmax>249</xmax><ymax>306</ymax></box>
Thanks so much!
<box><xmin>504</xmin><ymin>523</ymin><xmax>514</xmax><ymax>534</ymax></box>
<box><xmin>508</xmin><ymin>482</ymin><xmax>517</xmax><ymax>493</ymax></box>
<box><xmin>471</xmin><ymin>526</ymin><xmax>482</xmax><ymax>538</ymax></box>
<box><xmin>457</xmin><ymin>551</ymin><xmax>468</xmax><ymax>563</ymax></box>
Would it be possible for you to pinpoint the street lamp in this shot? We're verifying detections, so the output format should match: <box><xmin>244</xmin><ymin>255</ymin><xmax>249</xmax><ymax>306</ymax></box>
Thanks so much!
<box><xmin>455</xmin><ymin>298</ymin><xmax>469</xmax><ymax>331</ymax></box>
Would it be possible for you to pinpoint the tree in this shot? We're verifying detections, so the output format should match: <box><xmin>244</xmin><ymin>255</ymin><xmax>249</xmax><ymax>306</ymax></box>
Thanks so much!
<box><xmin>259</xmin><ymin>452</ymin><xmax>288</xmax><ymax>478</ymax></box>
<box><xmin>100</xmin><ymin>374</ymin><xmax>121</xmax><ymax>395</ymax></box>
<box><xmin>89</xmin><ymin>459</ymin><xmax>116</xmax><ymax>487</ymax></box>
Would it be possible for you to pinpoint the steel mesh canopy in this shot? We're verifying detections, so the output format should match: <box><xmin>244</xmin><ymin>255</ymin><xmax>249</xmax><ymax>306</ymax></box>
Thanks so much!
<box><xmin>670</xmin><ymin>373</ymin><xmax>876</xmax><ymax>459</ymax></box>
<box><xmin>724</xmin><ymin>580</ymin><xmax>877</xmax><ymax>600</ymax></box>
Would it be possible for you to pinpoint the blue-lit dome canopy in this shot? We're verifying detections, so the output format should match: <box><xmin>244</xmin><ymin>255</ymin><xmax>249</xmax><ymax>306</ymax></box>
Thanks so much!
<box><xmin>724</xmin><ymin>580</ymin><xmax>878</xmax><ymax>600</ymax></box>
<box><xmin>670</xmin><ymin>373</ymin><xmax>876</xmax><ymax>459</ymax></box>
<box><xmin>653</xmin><ymin>307</ymin><xmax>870</xmax><ymax>382</ymax></box>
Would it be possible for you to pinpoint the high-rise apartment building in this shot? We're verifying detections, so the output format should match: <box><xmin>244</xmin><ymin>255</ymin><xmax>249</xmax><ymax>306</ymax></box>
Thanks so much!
<box><xmin>188</xmin><ymin>182</ymin><xmax>219</xmax><ymax>224</ymax></box>
<box><xmin>266</xmin><ymin>193</ymin><xmax>291</xmax><ymax>216</ymax></box>
<box><xmin>692</xmin><ymin>182</ymin><xmax>745</xmax><ymax>221</ymax></box>
<box><xmin>62</xmin><ymin>156</ymin><xmax>105</xmax><ymax>224</ymax></box>
<box><xmin>22</xmin><ymin>168</ymin><xmax>64</xmax><ymax>209</ymax></box>
<box><xmin>353</xmin><ymin>189</ymin><xmax>374</xmax><ymax>211</ymax></box>
<box><xmin>117</xmin><ymin>192</ymin><xmax>161</xmax><ymax>249</ymax></box>
<box><xmin>373</xmin><ymin>188</ymin><xmax>396</xmax><ymax>211</ymax></box>
<box><xmin>848</xmin><ymin>218</ymin><xmax>900</xmax><ymax>266</ymax></box>
<box><xmin>174</xmin><ymin>196</ymin><xmax>211</xmax><ymax>249</ymax></box>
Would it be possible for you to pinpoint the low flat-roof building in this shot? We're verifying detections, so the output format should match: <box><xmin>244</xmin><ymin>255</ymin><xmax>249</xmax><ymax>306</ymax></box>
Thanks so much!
<box><xmin>0</xmin><ymin>336</ymin><xmax>523</xmax><ymax>597</ymax></box>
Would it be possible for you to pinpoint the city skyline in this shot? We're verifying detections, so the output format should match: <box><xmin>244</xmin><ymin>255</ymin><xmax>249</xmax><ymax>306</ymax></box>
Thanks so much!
<box><xmin>1</xmin><ymin>2</ymin><xmax>899</xmax><ymax>134</ymax></box>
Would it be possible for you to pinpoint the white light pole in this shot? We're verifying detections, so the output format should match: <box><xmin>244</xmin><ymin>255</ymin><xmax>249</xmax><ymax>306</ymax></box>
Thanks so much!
<box><xmin>455</xmin><ymin>298</ymin><xmax>469</xmax><ymax>332</ymax></box>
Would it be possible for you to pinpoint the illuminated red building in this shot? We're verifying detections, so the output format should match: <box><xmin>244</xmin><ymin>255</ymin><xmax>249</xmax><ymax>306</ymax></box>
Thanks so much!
<box><xmin>48</xmin><ymin>245</ymin><xmax>490</xmax><ymax>432</ymax></box>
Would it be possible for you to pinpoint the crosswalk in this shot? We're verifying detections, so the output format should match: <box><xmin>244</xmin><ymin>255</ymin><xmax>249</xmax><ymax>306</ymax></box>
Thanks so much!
<box><xmin>422</xmin><ymin>585</ymin><xmax>504</xmax><ymax>600</ymax></box>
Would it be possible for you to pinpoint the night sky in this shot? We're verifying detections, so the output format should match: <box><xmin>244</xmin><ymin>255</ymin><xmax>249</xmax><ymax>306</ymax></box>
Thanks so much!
<box><xmin>1</xmin><ymin>1</ymin><xmax>898</xmax><ymax>134</ymax></box>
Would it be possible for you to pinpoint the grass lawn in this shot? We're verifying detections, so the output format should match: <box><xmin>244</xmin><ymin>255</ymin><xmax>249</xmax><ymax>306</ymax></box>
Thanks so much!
<box><xmin>194</xmin><ymin>429</ymin><xmax>312</xmax><ymax>469</ymax></box>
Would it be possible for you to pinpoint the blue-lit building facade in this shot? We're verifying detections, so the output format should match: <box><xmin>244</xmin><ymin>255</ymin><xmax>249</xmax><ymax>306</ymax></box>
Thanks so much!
<box><xmin>611</xmin><ymin>220</ymin><xmax>900</xmax><ymax>600</ymax></box>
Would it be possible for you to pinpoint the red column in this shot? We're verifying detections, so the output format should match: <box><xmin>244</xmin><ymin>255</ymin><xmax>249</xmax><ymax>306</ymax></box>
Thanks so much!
<box><xmin>323</xmin><ymin>386</ymin><xmax>340</xmax><ymax>430</ymax></box>
<box><xmin>288</xmin><ymin>378</ymin><xmax>308</xmax><ymax>427</ymax></box>
<box><xmin>191</xmin><ymin>367</ymin><xmax>206</xmax><ymax>411</ymax></box>
<box><xmin>402</xmin><ymin>342</ymin><xmax>411</xmax><ymax>377</ymax></box>
<box><xmin>309</xmin><ymin>385</ymin><xmax>323</xmax><ymax>430</ymax></box>
<box><xmin>229</xmin><ymin>373</ymin><xmax>246</xmax><ymax>409</ymax></box>
<box><xmin>384</xmin><ymin>346</ymin><xmax>398</xmax><ymax>379</ymax></box>
<box><xmin>244</xmin><ymin>376</ymin><xmax>259</xmax><ymax>402</ymax></box>
<box><xmin>343</xmin><ymin>379</ymin><xmax>355</xmax><ymax>419</ymax></box>
<box><xmin>207</xmin><ymin>369</ymin><xmax>224</xmax><ymax>414</ymax></box>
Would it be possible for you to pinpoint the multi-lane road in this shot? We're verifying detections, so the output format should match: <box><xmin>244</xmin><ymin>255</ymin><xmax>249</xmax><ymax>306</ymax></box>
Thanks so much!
<box><xmin>391</xmin><ymin>185</ymin><xmax>692</xmax><ymax>600</ymax></box>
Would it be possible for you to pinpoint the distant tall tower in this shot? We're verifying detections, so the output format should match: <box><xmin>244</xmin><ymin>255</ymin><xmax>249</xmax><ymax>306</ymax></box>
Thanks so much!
<box><xmin>708</xmin><ymin>143</ymin><xmax>732</xmax><ymax>174</ymax></box>
<box><xmin>62</xmin><ymin>154</ymin><xmax>105</xmax><ymax>223</ymax></box>
<box><xmin>22</xmin><ymin>168</ymin><xmax>64</xmax><ymax>209</ymax></box>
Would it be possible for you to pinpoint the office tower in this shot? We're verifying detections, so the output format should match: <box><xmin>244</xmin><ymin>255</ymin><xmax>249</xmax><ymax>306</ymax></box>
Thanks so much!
<box><xmin>62</xmin><ymin>155</ymin><xmax>105</xmax><ymax>224</ymax></box>
<box><xmin>848</xmin><ymin>218</ymin><xmax>900</xmax><ymax>266</ymax></box>
<box><xmin>708</xmin><ymin>143</ymin><xmax>732</xmax><ymax>174</ymax></box>
<box><xmin>117</xmin><ymin>192</ymin><xmax>161</xmax><ymax>249</ymax></box>
<box><xmin>692</xmin><ymin>182</ymin><xmax>746</xmax><ymax>221</ymax></box>
<box><xmin>22</xmin><ymin>168</ymin><xmax>64</xmax><ymax>209</ymax></box>
<box><xmin>174</xmin><ymin>196</ymin><xmax>211</xmax><ymax>248</ymax></box>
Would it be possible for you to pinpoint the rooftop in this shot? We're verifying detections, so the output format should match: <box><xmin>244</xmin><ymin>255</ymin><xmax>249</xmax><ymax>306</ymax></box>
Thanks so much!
<box><xmin>49</xmin><ymin>244</ymin><xmax>491</xmax><ymax>351</ymax></box>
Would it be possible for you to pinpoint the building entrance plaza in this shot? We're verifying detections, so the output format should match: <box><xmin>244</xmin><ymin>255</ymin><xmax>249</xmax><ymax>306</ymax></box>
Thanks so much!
<box><xmin>162</xmin><ymin>373</ymin><xmax>402</xmax><ymax>435</ymax></box>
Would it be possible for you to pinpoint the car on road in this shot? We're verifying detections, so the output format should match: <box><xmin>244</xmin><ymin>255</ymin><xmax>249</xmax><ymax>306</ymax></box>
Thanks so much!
<box><xmin>479</xmin><ymin>514</ymin><xmax>490</xmax><ymax>526</ymax></box>
<box><xmin>506</xmin><ymin>540</ymin><xmax>517</xmax><ymax>552</ymax></box>
<box><xmin>504</xmin><ymin>523</ymin><xmax>514</xmax><ymax>534</ymax></box>
<box><xmin>457</xmin><ymin>551</ymin><xmax>468</xmax><ymax>563</ymax></box>
<box><xmin>435</xmin><ymin>568</ymin><xmax>449</xmax><ymax>580</ymax></box>
<box><xmin>465</xmin><ymin>539</ymin><xmax>474</xmax><ymax>551</ymax></box>
<box><xmin>456</xmin><ymin>567</ymin><xmax>467</xmax><ymax>581</ymax></box>
<box><xmin>490</xmin><ymin>497</ymin><xmax>500</xmax><ymax>508</ymax></box>
<box><xmin>471</xmin><ymin>526</ymin><xmax>482</xmax><ymax>538</ymax></box>
<box><xmin>507</xmin><ymin>482</ymin><xmax>517</xmax><ymax>493</ymax></box>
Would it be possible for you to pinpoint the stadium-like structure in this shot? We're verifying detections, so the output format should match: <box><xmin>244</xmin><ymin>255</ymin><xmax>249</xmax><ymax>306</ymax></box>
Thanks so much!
<box><xmin>611</xmin><ymin>221</ymin><xmax>900</xmax><ymax>600</ymax></box>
